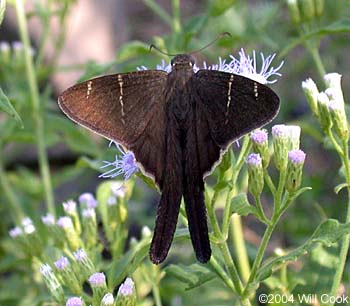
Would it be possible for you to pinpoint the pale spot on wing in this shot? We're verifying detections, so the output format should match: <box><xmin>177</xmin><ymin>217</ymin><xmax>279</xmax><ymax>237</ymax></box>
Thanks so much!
<box><xmin>86</xmin><ymin>81</ymin><xmax>92</xmax><ymax>99</ymax></box>
<box><xmin>225</xmin><ymin>74</ymin><xmax>234</xmax><ymax>124</ymax></box>
<box><xmin>254</xmin><ymin>82</ymin><xmax>258</xmax><ymax>98</ymax></box>
<box><xmin>117</xmin><ymin>75</ymin><xmax>125</xmax><ymax>124</ymax></box>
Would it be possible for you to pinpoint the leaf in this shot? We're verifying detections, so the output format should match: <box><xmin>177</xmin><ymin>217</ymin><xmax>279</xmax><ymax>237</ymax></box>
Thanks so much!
<box><xmin>209</xmin><ymin>0</ymin><xmax>236</xmax><ymax>17</ymax></box>
<box><xmin>165</xmin><ymin>263</ymin><xmax>216</xmax><ymax>290</ymax></box>
<box><xmin>117</xmin><ymin>41</ymin><xmax>150</xmax><ymax>63</ymax></box>
<box><xmin>0</xmin><ymin>87</ymin><xmax>23</xmax><ymax>128</ymax></box>
<box><xmin>77</xmin><ymin>61</ymin><xmax>115</xmax><ymax>82</ymax></box>
<box><xmin>280</xmin><ymin>19</ymin><xmax>350</xmax><ymax>57</ymax></box>
<box><xmin>255</xmin><ymin>219</ymin><xmax>350</xmax><ymax>283</ymax></box>
<box><xmin>334</xmin><ymin>182</ymin><xmax>349</xmax><ymax>194</ymax></box>
<box><xmin>230</xmin><ymin>193</ymin><xmax>258</xmax><ymax>217</ymax></box>
<box><xmin>109</xmin><ymin>228</ymin><xmax>188</xmax><ymax>287</ymax></box>
<box><xmin>0</xmin><ymin>0</ymin><xmax>5</xmax><ymax>26</ymax></box>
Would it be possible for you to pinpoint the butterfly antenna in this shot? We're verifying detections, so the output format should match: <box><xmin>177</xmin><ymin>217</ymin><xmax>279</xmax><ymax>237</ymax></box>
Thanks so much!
<box><xmin>149</xmin><ymin>44</ymin><xmax>176</xmax><ymax>57</ymax></box>
<box><xmin>189</xmin><ymin>32</ymin><xmax>232</xmax><ymax>55</ymax></box>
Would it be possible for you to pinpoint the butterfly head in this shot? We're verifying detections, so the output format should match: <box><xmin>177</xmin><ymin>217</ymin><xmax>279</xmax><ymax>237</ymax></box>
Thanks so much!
<box><xmin>171</xmin><ymin>54</ymin><xmax>195</xmax><ymax>70</ymax></box>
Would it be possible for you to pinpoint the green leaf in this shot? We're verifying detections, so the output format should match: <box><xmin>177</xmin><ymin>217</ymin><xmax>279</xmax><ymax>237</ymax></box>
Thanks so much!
<box><xmin>209</xmin><ymin>0</ymin><xmax>236</xmax><ymax>17</ymax></box>
<box><xmin>165</xmin><ymin>263</ymin><xmax>216</xmax><ymax>290</ymax></box>
<box><xmin>230</xmin><ymin>193</ymin><xmax>258</xmax><ymax>217</ymax></box>
<box><xmin>77</xmin><ymin>61</ymin><xmax>115</xmax><ymax>82</ymax></box>
<box><xmin>117</xmin><ymin>41</ymin><xmax>150</xmax><ymax>63</ymax></box>
<box><xmin>0</xmin><ymin>87</ymin><xmax>23</xmax><ymax>128</ymax></box>
<box><xmin>334</xmin><ymin>182</ymin><xmax>349</xmax><ymax>194</ymax></box>
<box><xmin>281</xmin><ymin>19</ymin><xmax>350</xmax><ymax>57</ymax></box>
<box><xmin>0</xmin><ymin>0</ymin><xmax>5</xmax><ymax>26</ymax></box>
<box><xmin>255</xmin><ymin>219</ymin><xmax>350</xmax><ymax>283</ymax></box>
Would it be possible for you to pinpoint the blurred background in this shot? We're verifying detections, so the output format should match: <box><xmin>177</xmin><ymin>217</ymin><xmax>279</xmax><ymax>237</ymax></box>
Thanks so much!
<box><xmin>0</xmin><ymin>0</ymin><xmax>350</xmax><ymax>305</ymax></box>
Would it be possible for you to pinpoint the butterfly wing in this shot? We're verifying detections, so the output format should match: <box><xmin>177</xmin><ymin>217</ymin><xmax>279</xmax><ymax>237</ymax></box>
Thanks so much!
<box><xmin>58</xmin><ymin>70</ymin><xmax>168</xmax><ymax>187</ymax></box>
<box><xmin>193</xmin><ymin>70</ymin><xmax>280</xmax><ymax>148</ymax></box>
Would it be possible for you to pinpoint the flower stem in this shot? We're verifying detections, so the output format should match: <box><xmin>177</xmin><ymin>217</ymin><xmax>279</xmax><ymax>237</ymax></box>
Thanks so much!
<box><xmin>0</xmin><ymin>151</ymin><xmax>24</xmax><ymax>223</ymax></box>
<box><xmin>152</xmin><ymin>285</ymin><xmax>162</xmax><ymax>306</ymax></box>
<box><xmin>329</xmin><ymin>139</ymin><xmax>350</xmax><ymax>303</ymax></box>
<box><xmin>143</xmin><ymin>0</ymin><xmax>173</xmax><ymax>28</ymax></box>
<box><xmin>14</xmin><ymin>0</ymin><xmax>55</xmax><ymax>217</ymax></box>
<box><xmin>171</xmin><ymin>0</ymin><xmax>181</xmax><ymax>33</ymax></box>
<box><xmin>209</xmin><ymin>255</ymin><xmax>235</xmax><ymax>292</ymax></box>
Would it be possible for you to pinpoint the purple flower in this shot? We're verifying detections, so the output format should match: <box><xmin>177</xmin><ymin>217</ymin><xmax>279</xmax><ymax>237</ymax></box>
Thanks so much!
<box><xmin>288</xmin><ymin>150</ymin><xmax>306</xmax><ymax>165</ymax></box>
<box><xmin>250</xmin><ymin>130</ymin><xmax>268</xmax><ymax>144</ymax></box>
<box><xmin>73</xmin><ymin>249</ymin><xmax>87</xmax><ymax>262</ymax></box>
<box><xmin>9</xmin><ymin>226</ymin><xmax>23</xmax><ymax>238</ymax></box>
<box><xmin>63</xmin><ymin>200</ymin><xmax>77</xmax><ymax>214</ymax></box>
<box><xmin>54</xmin><ymin>256</ymin><xmax>70</xmax><ymax>270</ymax></box>
<box><xmin>40</xmin><ymin>264</ymin><xmax>53</xmax><ymax>277</ymax></box>
<box><xmin>272</xmin><ymin>124</ymin><xmax>288</xmax><ymax>138</ymax></box>
<box><xmin>21</xmin><ymin>217</ymin><xmax>33</xmax><ymax>227</ymax></box>
<box><xmin>66</xmin><ymin>297</ymin><xmax>83</xmax><ymax>306</ymax></box>
<box><xmin>88</xmin><ymin>272</ymin><xmax>106</xmax><ymax>287</ymax></box>
<box><xmin>79</xmin><ymin>193</ymin><xmax>98</xmax><ymax>208</ymax></box>
<box><xmin>246</xmin><ymin>153</ymin><xmax>262</xmax><ymax>166</ymax></box>
<box><xmin>107</xmin><ymin>196</ymin><xmax>117</xmax><ymax>206</ymax></box>
<box><xmin>57</xmin><ymin>216</ymin><xmax>73</xmax><ymax>229</ymax></box>
<box><xmin>41</xmin><ymin>213</ymin><xmax>55</xmax><ymax>225</ymax></box>
<box><xmin>82</xmin><ymin>208</ymin><xmax>95</xmax><ymax>219</ymax></box>
<box><xmin>118</xmin><ymin>277</ymin><xmax>134</xmax><ymax>296</ymax></box>
<box><xmin>100</xmin><ymin>143</ymin><xmax>138</xmax><ymax>180</ymax></box>
<box><xmin>111</xmin><ymin>182</ymin><xmax>126</xmax><ymax>198</ymax></box>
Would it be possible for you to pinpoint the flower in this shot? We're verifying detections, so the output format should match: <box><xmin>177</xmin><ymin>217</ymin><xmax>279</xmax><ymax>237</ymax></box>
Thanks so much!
<box><xmin>40</xmin><ymin>264</ymin><xmax>53</xmax><ymax>277</ymax></box>
<box><xmin>246</xmin><ymin>153</ymin><xmax>262</xmax><ymax>166</ymax></box>
<box><xmin>118</xmin><ymin>277</ymin><xmax>134</xmax><ymax>296</ymax></box>
<box><xmin>250</xmin><ymin>129</ymin><xmax>268</xmax><ymax>145</ymax></box>
<box><xmin>79</xmin><ymin>193</ymin><xmax>98</xmax><ymax>208</ymax></box>
<box><xmin>88</xmin><ymin>272</ymin><xmax>106</xmax><ymax>287</ymax></box>
<box><xmin>111</xmin><ymin>182</ymin><xmax>127</xmax><ymax>198</ymax></box>
<box><xmin>139</xmin><ymin>48</ymin><xmax>283</xmax><ymax>85</ymax></box>
<box><xmin>100</xmin><ymin>142</ymin><xmax>138</xmax><ymax>180</ymax></box>
<box><xmin>82</xmin><ymin>208</ymin><xmax>96</xmax><ymax>219</ymax></box>
<box><xmin>246</xmin><ymin>153</ymin><xmax>264</xmax><ymax>196</ymax></box>
<box><xmin>21</xmin><ymin>217</ymin><xmax>33</xmax><ymax>227</ymax></box>
<box><xmin>66</xmin><ymin>297</ymin><xmax>84</xmax><ymax>306</ymax></box>
<box><xmin>40</xmin><ymin>264</ymin><xmax>65</xmax><ymax>303</ymax></box>
<box><xmin>73</xmin><ymin>249</ymin><xmax>88</xmax><ymax>261</ymax></box>
<box><xmin>63</xmin><ymin>200</ymin><xmax>77</xmax><ymax>214</ymax></box>
<box><xmin>288</xmin><ymin>150</ymin><xmax>306</xmax><ymax>165</ymax></box>
<box><xmin>57</xmin><ymin>216</ymin><xmax>74</xmax><ymax>229</ymax></box>
<box><xmin>302</xmin><ymin>78</ymin><xmax>319</xmax><ymax>116</ymax></box>
<box><xmin>54</xmin><ymin>256</ymin><xmax>70</xmax><ymax>270</ymax></box>
<box><xmin>9</xmin><ymin>226</ymin><xmax>23</xmax><ymax>238</ymax></box>
<box><xmin>24</xmin><ymin>223</ymin><xmax>36</xmax><ymax>234</ymax></box>
<box><xmin>101</xmin><ymin>293</ymin><xmax>115</xmax><ymax>306</ymax></box>
<box><xmin>41</xmin><ymin>213</ymin><xmax>55</xmax><ymax>225</ymax></box>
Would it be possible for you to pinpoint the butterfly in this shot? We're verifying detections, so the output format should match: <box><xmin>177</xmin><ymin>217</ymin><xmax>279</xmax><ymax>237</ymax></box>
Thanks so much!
<box><xmin>58</xmin><ymin>53</ymin><xmax>280</xmax><ymax>264</ymax></box>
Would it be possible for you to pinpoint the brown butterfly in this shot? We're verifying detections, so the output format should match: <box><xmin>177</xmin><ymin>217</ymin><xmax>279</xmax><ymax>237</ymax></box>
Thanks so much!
<box><xmin>58</xmin><ymin>53</ymin><xmax>279</xmax><ymax>264</ymax></box>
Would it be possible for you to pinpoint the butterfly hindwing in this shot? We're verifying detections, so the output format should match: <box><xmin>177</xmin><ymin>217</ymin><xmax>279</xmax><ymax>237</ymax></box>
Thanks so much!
<box><xmin>58</xmin><ymin>70</ymin><xmax>168</xmax><ymax>187</ymax></box>
<box><xmin>194</xmin><ymin>70</ymin><xmax>280</xmax><ymax>148</ymax></box>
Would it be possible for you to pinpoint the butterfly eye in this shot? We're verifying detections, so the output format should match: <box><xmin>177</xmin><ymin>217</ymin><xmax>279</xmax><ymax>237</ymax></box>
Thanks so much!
<box><xmin>171</xmin><ymin>59</ymin><xmax>175</xmax><ymax>66</ymax></box>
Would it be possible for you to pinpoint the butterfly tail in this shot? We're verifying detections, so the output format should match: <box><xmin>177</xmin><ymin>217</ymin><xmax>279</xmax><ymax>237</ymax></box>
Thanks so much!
<box><xmin>183</xmin><ymin>169</ymin><xmax>211</xmax><ymax>263</ymax></box>
<box><xmin>150</xmin><ymin>116</ymin><xmax>183</xmax><ymax>265</ymax></box>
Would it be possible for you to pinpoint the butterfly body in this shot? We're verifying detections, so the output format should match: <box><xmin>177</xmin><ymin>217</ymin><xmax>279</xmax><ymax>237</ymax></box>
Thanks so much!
<box><xmin>58</xmin><ymin>53</ymin><xmax>280</xmax><ymax>264</ymax></box>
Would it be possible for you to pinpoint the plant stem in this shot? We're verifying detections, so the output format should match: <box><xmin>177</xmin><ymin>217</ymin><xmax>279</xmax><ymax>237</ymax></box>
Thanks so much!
<box><xmin>0</xmin><ymin>151</ymin><xmax>24</xmax><ymax>223</ymax></box>
<box><xmin>152</xmin><ymin>285</ymin><xmax>162</xmax><ymax>306</ymax></box>
<box><xmin>14</xmin><ymin>0</ymin><xmax>55</xmax><ymax>217</ymax></box>
<box><xmin>143</xmin><ymin>0</ymin><xmax>173</xmax><ymax>28</ymax></box>
<box><xmin>172</xmin><ymin>0</ymin><xmax>181</xmax><ymax>33</ymax></box>
<box><xmin>329</xmin><ymin>139</ymin><xmax>350</xmax><ymax>303</ymax></box>
<box><xmin>209</xmin><ymin>255</ymin><xmax>235</xmax><ymax>292</ymax></box>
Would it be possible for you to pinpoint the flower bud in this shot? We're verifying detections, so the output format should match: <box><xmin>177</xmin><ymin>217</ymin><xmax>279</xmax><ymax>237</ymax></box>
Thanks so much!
<box><xmin>286</xmin><ymin>125</ymin><xmax>301</xmax><ymax>150</ymax></box>
<box><xmin>66</xmin><ymin>297</ymin><xmax>85</xmax><ymax>306</ymax></box>
<box><xmin>79</xmin><ymin>193</ymin><xmax>98</xmax><ymax>209</ymax></box>
<box><xmin>141</xmin><ymin>226</ymin><xmax>152</xmax><ymax>239</ymax></box>
<box><xmin>250</xmin><ymin>129</ymin><xmax>270</xmax><ymax>168</ymax></box>
<box><xmin>287</xmin><ymin>0</ymin><xmax>301</xmax><ymax>24</ymax></box>
<box><xmin>63</xmin><ymin>200</ymin><xmax>82</xmax><ymax>235</ymax></box>
<box><xmin>89</xmin><ymin>272</ymin><xmax>107</xmax><ymax>304</ymax></box>
<box><xmin>302</xmin><ymin>78</ymin><xmax>319</xmax><ymax>116</ymax></box>
<box><xmin>101</xmin><ymin>293</ymin><xmax>115</xmax><ymax>306</ymax></box>
<box><xmin>54</xmin><ymin>256</ymin><xmax>81</xmax><ymax>294</ymax></box>
<box><xmin>299</xmin><ymin>0</ymin><xmax>315</xmax><ymax>22</ymax></box>
<box><xmin>73</xmin><ymin>249</ymin><xmax>95</xmax><ymax>280</ymax></box>
<box><xmin>9</xmin><ymin>226</ymin><xmax>23</xmax><ymax>238</ymax></box>
<box><xmin>285</xmin><ymin>150</ymin><xmax>306</xmax><ymax>192</ymax></box>
<box><xmin>317</xmin><ymin>92</ymin><xmax>332</xmax><ymax>131</ymax></box>
<box><xmin>116</xmin><ymin>278</ymin><xmax>136</xmax><ymax>306</ymax></box>
<box><xmin>314</xmin><ymin>0</ymin><xmax>324</xmax><ymax>17</ymax></box>
<box><xmin>40</xmin><ymin>264</ymin><xmax>65</xmax><ymax>304</ymax></box>
<box><xmin>272</xmin><ymin>125</ymin><xmax>290</xmax><ymax>171</ymax></box>
<box><xmin>82</xmin><ymin>208</ymin><xmax>98</xmax><ymax>249</ymax></box>
<box><xmin>246</xmin><ymin>153</ymin><xmax>264</xmax><ymax>197</ymax></box>
<box><xmin>328</xmin><ymin>101</ymin><xmax>349</xmax><ymax>141</ymax></box>
<box><xmin>57</xmin><ymin>216</ymin><xmax>81</xmax><ymax>250</ymax></box>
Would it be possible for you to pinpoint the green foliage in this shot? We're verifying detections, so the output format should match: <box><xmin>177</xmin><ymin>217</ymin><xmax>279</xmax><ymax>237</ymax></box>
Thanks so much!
<box><xmin>1</xmin><ymin>0</ymin><xmax>350</xmax><ymax>305</ymax></box>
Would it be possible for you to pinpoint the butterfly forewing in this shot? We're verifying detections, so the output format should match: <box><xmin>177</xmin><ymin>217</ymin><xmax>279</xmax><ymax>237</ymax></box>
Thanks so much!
<box><xmin>194</xmin><ymin>70</ymin><xmax>280</xmax><ymax>148</ymax></box>
<box><xmin>58</xmin><ymin>70</ymin><xmax>168</xmax><ymax>187</ymax></box>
